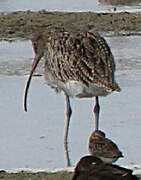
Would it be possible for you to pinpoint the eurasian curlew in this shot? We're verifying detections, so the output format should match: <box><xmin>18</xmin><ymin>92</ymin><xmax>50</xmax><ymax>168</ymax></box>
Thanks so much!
<box><xmin>24</xmin><ymin>28</ymin><xmax>121</xmax><ymax>145</ymax></box>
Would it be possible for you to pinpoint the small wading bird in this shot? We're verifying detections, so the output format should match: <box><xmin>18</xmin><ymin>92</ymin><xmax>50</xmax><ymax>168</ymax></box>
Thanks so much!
<box><xmin>88</xmin><ymin>130</ymin><xmax>123</xmax><ymax>163</ymax></box>
<box><xmin>24</xmin><ymin>28</ymin><xmax>121</xmax><ymax>146</ymax></box>
<box><xmin>72</xmin><ymin>156</ymin><xmax>139</xmax><ymax>180</ymax></box>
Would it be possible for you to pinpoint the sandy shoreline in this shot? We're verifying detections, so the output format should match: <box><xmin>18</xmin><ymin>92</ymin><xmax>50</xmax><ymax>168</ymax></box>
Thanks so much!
<box><xmin>0</xmin><ymin>164</ymin><xmax>140</xmax><ymax>180</ymax></box>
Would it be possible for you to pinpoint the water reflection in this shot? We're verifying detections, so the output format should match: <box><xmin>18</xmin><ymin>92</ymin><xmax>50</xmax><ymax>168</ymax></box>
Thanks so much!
<box><xmin>64</xmin><ymin>143</ymin><xmax>71</xmax><ymax>166</ymax></box>
<box><xmin>99</xmin><ymin>0</ymin><xmax>141</xmax><ymax>6</ymax></box>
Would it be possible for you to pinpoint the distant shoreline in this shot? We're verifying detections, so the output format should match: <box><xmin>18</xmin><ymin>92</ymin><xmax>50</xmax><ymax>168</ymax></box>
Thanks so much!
<box><xmin>0</xmin><ymin>10</ymin><xmax>141</xmax><ymax>40</ymax></box>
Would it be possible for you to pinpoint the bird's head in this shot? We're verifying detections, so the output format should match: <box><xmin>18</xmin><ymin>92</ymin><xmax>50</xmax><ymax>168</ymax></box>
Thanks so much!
<box><xmin>23</xmin><ymin>32</ymin><xmax>47</xmax><ymax>112</ymax></box>
<box><xmin>74</xmin><ymin>156</ymin><xmax>103</xmax><ymax>173</ymax></box>
<box><xmin>90</xmin><ymin>130</ymin><xmax>106</xmax><ymax>140</ymax></box>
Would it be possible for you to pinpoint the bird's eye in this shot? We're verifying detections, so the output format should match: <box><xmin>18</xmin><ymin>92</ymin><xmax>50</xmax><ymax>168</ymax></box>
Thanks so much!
<box><xmin>92</xmin><ymin>162</ymin><xmax>96</xmax><ymax>165</ymax></box>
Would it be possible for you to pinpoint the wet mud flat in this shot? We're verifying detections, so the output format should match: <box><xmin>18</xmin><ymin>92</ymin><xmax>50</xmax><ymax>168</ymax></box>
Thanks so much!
<box><xmin>0</xmin><ymin>170</ymin><xmax>140</xmax><ymax>180</ymax></box>
<box><xmin>0</xmin><ymin>10</ymin><xmax>141</xmax><ymax>40</ymax></box>
<box><xmin>0</xmin><ymin>171</ymin><xmax>73</xmax><ymax>180</ymax></box>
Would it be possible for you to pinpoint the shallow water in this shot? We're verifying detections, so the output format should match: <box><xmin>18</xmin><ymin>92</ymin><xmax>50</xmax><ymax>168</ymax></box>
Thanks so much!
<box><xmin>0</xmin><ymin>0</ymin><xmax>102</xmax><ymax>12</ymax></box>
<box><xmin>0</xmin><ymin>40</ymin><xmax>32</xmax><ymax>62</ymax></box>
<box><xmin>0</xmin><ymin>70</ymin><xmax>141</xmax><ymax>169</ymax></box>
<box><xmin>0</xmin><ymin>0</ymin><xmax>141</xmax><ymax>12</ymax></box>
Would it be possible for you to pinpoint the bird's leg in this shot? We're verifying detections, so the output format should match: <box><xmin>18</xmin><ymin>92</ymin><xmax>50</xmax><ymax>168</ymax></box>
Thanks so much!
<box><xmin>64</xmin><ymin>94</ymin><xmax>72</xmax><ymax>166</ymax></box>
<box><xmin>64</xmin><ymin>94</ymin><xmax>72</xmax><ymax>145</ymax></box>
<box><xmin>94</xmin><ymin>96</ymin><xmax>100</xmax><ymax>130</ymax></box>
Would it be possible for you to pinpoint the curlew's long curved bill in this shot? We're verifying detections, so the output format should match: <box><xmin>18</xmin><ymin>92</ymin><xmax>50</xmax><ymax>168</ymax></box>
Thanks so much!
<box><xmin>24</xmin><ymin>55</ymin><xmax>41</xmax><ymax>112</ymax></box>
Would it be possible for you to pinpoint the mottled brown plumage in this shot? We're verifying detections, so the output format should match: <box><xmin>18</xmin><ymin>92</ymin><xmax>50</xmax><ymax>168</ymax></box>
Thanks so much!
<box><xmin>24</xmin><ymin>28</ymin><xmax>121</xmax><ymax>145</ymax></box>
<box><xmin>31</xmin><ymin>28</ymin><xmax>120</xmax><ymax>93</ymax></box>
<box><xmin>72</xmin><ymin>156</ymin><xmax>139</xmax><ymax>180</ymax></box>
<box><xmin>88</xmin><ymin>130</ymin><xmax>123</xmax><ymax>163</ymax></box>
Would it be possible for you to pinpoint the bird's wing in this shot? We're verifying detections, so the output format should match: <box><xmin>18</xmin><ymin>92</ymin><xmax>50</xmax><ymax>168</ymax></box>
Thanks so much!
<box><xmin>46</xmin><ymin>30</ymin><xmax>119</xmax><ymax>91</ymax></box>
<box><xmin>104</xmin><ymin>138</ymin><xmax>123</xmax><ymax>157</ymax></box>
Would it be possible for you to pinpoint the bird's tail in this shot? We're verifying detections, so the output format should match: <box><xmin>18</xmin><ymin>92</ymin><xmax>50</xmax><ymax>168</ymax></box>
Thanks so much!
<box><xmin>112</xmin><ymin>82</ymin><xmax>121</xmax><ymax>92</ymax></box>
